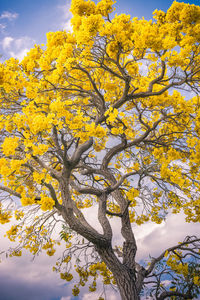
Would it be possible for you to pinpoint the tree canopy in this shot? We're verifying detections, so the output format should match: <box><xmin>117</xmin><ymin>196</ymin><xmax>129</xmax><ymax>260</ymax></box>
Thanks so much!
<box><xmin>0</xmin><ymin>0</ymin><xmax>200</xmax><ymax>299</ymax></box>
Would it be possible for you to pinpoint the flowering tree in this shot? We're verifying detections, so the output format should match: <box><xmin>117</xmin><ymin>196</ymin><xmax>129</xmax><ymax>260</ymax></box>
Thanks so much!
<box><xmin>0</xmin><ymin>0</ymin><xmax>200</xmax><ymax>299</ymax></box>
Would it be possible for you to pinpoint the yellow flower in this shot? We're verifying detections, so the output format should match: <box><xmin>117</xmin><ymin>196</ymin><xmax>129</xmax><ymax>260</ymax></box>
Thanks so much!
<box><xmin>2</xmin><ymin>137</ymin><xmax>19</xmax><ymax>156</ymax></box>
<box><xmin>39</xmin><ymin>195</ymin><xmax>55</xmax><ymax>211</ymax></box>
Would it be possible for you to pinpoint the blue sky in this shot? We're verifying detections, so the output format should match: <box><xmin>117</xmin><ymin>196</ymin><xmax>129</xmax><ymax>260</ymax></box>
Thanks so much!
<box><xmin>0</xmin><ymin>0</ymin><xmax>200</xmax><ymax>300</ymax></box>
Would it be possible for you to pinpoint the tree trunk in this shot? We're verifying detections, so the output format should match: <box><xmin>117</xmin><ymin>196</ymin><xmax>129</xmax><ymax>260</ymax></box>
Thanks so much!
<box><xmin>115</xmin><ymin>270</ymin><xmax>139</xmax><ymax>300</ymax></box>
<box><xmin>96</xmin><ymin>245</ymin><xmax>140</xmax><ymax>300</ymax></box>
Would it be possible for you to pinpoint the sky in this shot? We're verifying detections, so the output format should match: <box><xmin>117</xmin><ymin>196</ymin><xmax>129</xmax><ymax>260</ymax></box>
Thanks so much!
<box><xmin>0</xmin><ymin>0</ymin><xmax>200</xmax><ymax>299</ymax></box>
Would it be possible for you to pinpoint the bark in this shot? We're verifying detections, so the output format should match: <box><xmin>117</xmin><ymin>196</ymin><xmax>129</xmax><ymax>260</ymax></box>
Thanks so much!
<box><xmin>115</xmin><ymin>271</ymin><xmax>139</xmax><ymax>300</ymax></box>
<box><xmin>96</xmin><ymin>245</ymin><xmax>140</xmax><ymax>300</ymax></box>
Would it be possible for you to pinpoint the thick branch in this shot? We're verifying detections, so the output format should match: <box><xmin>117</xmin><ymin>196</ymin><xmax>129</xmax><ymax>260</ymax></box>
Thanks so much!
<box><xmin>0</xmin><ymin>185</ymin><xmax>21</xmax><ymax>198</ymax></box>
<box><xmin>148</xmin><ymin>60</ymin><xmax>166</xmax><ymax>93</ymax></box>
<box><xmin>60</xmin><ymin>177</ymin><xmax>110</xmax><ymax>247</ymax></box>
<box><xmin>60</xmin><ymin>206</ymin><xmax>110</xmax><ymax>247</ymax></box>
<box><xmin>71</xmin><ymin>138</ymin><xmax>93</xmax><ymax>167</ymax></box>
<box><xmin>98</xmin><ymin>193</ymin><xmax>112</xmax><ymax>240</ymax></box>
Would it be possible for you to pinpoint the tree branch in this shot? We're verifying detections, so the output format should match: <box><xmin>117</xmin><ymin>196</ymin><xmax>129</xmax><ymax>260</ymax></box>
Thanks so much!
<box><xmin>0</xmin><ymin>185</ymin><xmax>21</xmax><ymax>198</ymax></box>
<box><xmin>98</xmin><ymin>193</ymin><xmax>112</xmax><ymax>241</ymax></box>
<box><xmin>146</xmin><ymin>236</ymin><xmax>200</xmax><ymax>276</ymax></box>
<box><xmin>157</xmin><ymin>290</ymin><xmax>192</xmax><ymax>300</ymax></box>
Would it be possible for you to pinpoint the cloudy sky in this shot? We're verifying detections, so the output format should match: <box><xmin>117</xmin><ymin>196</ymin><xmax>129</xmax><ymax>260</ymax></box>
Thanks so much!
<box><xmin>0</xmin><ymin>0</ymin><xmax>200</xmax><ymax>299</ymax></box>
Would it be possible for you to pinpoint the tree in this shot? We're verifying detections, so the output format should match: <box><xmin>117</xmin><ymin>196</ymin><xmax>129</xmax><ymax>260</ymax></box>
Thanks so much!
<box><xmin>0</xmin><ymin>0</ymin><xmax>200</xmax><ymax>298</ymax></box>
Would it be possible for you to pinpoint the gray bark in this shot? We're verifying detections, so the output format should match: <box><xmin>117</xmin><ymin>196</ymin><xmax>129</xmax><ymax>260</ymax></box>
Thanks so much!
<box><xmin>96</xmin><ymin>245</ymin><xmax>140</xmax><ymax>300</ymax></box>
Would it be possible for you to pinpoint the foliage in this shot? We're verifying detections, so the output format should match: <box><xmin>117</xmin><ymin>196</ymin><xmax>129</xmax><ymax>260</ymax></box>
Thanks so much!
<box><xmin>0</xmin><ymin>0</ymin><xmax>200</xmax><ymax>298</ymax></box>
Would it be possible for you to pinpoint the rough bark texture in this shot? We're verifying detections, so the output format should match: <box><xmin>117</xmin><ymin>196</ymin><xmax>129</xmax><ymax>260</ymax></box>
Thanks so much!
<box><xmin>97</xmin><ymin>245</ymin><xmax>139</xmax><ymax>300</ymax></box>
<box><xmin>116</xmin><ymin>273</ymin><xmax>139</xmax><ymax>300</ymax></box>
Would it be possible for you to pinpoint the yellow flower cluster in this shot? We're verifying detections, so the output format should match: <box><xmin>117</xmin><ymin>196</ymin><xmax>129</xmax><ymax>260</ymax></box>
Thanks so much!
<box><xmin>88</xmin><ymin>262</ymin><xmax>113</xmax><ymax>285</ymax></box>
<box><xmin>126</xmin><ymin>187</ymin><xmax>139</xmax><ymax>204</ymax></box>
<box><xmin>0</xmin><ymin>206</ymin><xmax>12</xmax><ymax>224</ymax></box>
<box><xmin>166</xmin><ymin>252</ymin><xmax>189</xmax><ymax>277</ymax></box>
<box><xmin>23</xmin><ymin>229</ymin><xmax>40</xmax><ymax>255</ymax></box>
<box><xmin>32</xmin><ymin>144</ymin><xmax>49</xmax><ymax>156</ymax></box>
<box><xmin>42</xmin><ymin>240</ymin><xmax>56</xmax><ymax>256</ymax></box>
<box><xmin>72</xmin><ymin>285</ymin><xmax>80</xmax><ymax>296</ymax></box>
<box><xmin>14</xmin><ymin>210</ymin><xmax>24</xmax><ymax>220</ymax></box>
<box><xmin>60</xmin><ymin>272</ymin><xmax>73</xmax><ymax>281</ymax></box>
<box><xmin>2</xmin><ymin>137</ymin><xmax>19</xmax><ymax>156</ymax></box>
<box><xmin>105</xmin><ymin>107</ymin><xmax>118</xmax><ymax>124</ymax></box>
<box><xmin>39</xmin><ymin>195</ymin><xmax>55</xmax><ymax>211</ymax></box>
<box><xmin>6</xmin><ymin>225</ymin><xmax>20</xmax><ymax>241</ymax></box>
<box><xmin>9</xmin><ymin>250</ymin><xmax>22</xmax><ymax>257</ymax></box>
<box><xmin>21</xmin><ymin>194</ymin><xmax>36</xmax><ymax>206</ymax></box>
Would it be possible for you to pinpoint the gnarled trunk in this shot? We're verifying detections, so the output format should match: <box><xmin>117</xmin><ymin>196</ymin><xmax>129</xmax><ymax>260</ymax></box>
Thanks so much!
<box><xmin>96</xmin><ymin>245</ymin><xmax>140</xmax><ymax>300</ymax></box>
<box><xmin>115</xmin><ymin>270</ymin><xmax>139</xmax><ymax>300</ymax></box>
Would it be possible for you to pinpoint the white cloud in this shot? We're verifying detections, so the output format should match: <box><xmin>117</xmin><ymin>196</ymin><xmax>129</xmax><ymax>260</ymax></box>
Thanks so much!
<box><xmin>0</xmin><ymin>23</ymin><xmax>6</xmax><ymax>33</ymax></box>
<box><xmin>0</xmin><ymin>11</ymin><xmax>18</xmax><ymax>21</ymax></box>
<box><xmin>62</xmin><ymin>19</ymin><xmax>72</xmax><ymax>32</ymax></box>
<box><xmin>57</xmin><ymin>3</ymin><xmax>72</xmax><ymax>31</ymax></box>
<box><xmin>9</xmin><ymin>48</ymin><xmax>30</xmax><ymax>61</ymax></box>
<box><xmin>60</xmin><ymin>297</ymin><xmax>71</xmax><ymax>300</ymax></box>
<box><xmin>57</xmin><ymin>3</ymin><xmax>71</xmax><ymax>20</ymax></box>
<box><xmin>2</xmin><ymin>36</ymin><xmax>14</xmax><ymax>50</ymax></box>
<box><xmin>82</xmin><ymin>291</ymin><xmax>119</xmax><ymax>300</ymax></box>
<box><xmin>1</xmin><ymin>36</ymin><xmax>35</xmax><ymax>60</ymax></box>
<box><xmin>0</xmin><ymin>11</ymin><xmax>18</xmax><ymax>35</ymax></box>
<box><xmin>135</xmin><ymin>211</ymin><xmax>200</xmax><ymax>260</ymax></box>
<box><xmin>161</xmin><ymin>280</ymin><xmax>171</xmax><ymax>287</ymax></box>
